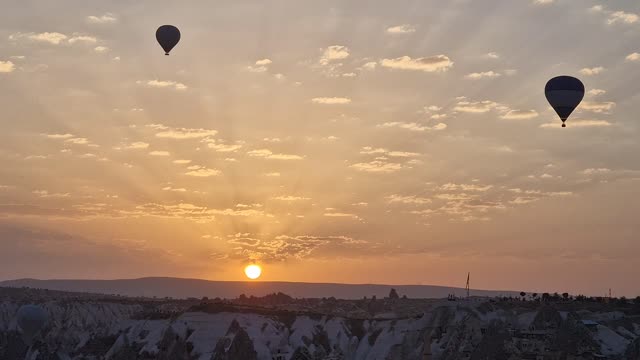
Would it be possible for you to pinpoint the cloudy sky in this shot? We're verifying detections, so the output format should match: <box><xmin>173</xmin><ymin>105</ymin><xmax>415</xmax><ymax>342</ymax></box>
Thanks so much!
<box><xmin>1</xmin><ymin>0</ymin><xmax>639</xmax><ymax>296</ymax></box>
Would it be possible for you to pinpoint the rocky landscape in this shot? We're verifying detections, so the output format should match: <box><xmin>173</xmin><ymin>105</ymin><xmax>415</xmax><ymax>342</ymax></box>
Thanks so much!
<box><xmin>1</xmin><ymin>286</ymin><xmax>639</xmax><ymax>359</ymax></box>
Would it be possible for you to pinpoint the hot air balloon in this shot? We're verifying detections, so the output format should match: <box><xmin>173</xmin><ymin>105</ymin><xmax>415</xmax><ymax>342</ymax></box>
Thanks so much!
<box><xmin>16</xmin><ymin>304</ymin><xmax>48</xmax><ymax>346</ymax></box>
<box><xmin>545</xmin><ymin>76</ymin><xmax>585</xmax><ymax>128</ymax></box>
<box><xmin>156</xmin><ymin>25</ymin><xmax>181</xmax><ymax>55</ymax></box>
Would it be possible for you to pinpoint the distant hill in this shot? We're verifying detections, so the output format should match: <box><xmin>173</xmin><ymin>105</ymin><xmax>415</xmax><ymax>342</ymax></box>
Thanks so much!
<box><xmin>0</xmin><ymin>277</ymin><xmax>517</xmax><ymax>299</ymax></box>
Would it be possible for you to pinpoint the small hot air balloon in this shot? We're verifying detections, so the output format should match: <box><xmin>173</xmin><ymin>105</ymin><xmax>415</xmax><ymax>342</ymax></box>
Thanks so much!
<box><xmin>156</xmin><ymin>25</ymin><xmax>181</xmax><ymax>55</ymax></box>
<box><xmin>545</xmin><ymin>76</ymin><xmax>585</xmax><ymax>128</ymax></box>
<box><xmin>17</xmin><ymin>304</ymin><xmax>48</xmax><ymax>346</ymax></box>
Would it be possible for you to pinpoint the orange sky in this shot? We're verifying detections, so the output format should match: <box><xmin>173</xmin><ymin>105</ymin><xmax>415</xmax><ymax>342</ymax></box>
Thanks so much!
<box><xmin>1</xmin><ymin>0</ymin><xmax>639</xmax><ymax>296</ymax></box>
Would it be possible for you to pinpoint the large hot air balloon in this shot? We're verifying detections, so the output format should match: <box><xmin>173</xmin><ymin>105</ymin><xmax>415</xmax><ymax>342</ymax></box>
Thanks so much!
<box><xmin>17</xmin><ymin>304</ymin><xmax>48</xmax><ymax>346</ymax></box>
<box><xmin>545</xmin><ymin>76</ymin><xmax>585</xmax><ymax>128</ymax></box>
<box><xmin>156</xmin><ymin>25</ymin><xmax>181</xmax><ymax>55</ymax></box>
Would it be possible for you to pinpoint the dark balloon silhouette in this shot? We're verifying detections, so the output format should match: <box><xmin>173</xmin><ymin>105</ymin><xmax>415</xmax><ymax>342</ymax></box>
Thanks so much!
<box><xmin>17</xmin><ymin>304</ymin><xmax>48</xmax><ymax>345</ymax></box>
<box><xmin>156</xmin><ymin>25</ymin><xmax>181</xmax><ymax>55</ymax></box>
<box><xmin>545</xmin><ymin>76</ymin><xmax>585</xmax><ymax>128</ymax></box>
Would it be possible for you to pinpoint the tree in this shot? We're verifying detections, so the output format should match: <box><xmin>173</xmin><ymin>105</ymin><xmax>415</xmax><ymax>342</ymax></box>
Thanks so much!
<box><xmin>532</xmin><ymin>293</ymin><xmax>538</xmax><ymax>301</ymax></box>
<box><xmin>542</xmin><ymin>293</ymin><xmax>550</xmax><ymax>302</ymax></box>
<box><xmin>520</xmin><ymin>292</ymin><xmax>526</xmax><ymax>301</ymax></box>
<box><xmin>634</xmin><ymin>296</ymin><xmax>640</xmax><ymax>306</ymax></box>
<box><xmin>389</xmin><ymin>288</ymin><xmax>399</xmax><ymax>300</ymax></box>
<box><xmin>562</xmin><ymin>293</ymin><xmax>570</xmax><ymax>301</ymax></box>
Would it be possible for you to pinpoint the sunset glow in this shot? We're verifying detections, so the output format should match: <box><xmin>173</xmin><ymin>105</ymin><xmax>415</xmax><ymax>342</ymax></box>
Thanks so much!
<box><xmin>244</xmin><ymin>265</ymin><xmax>262</xmax><ymax>280</ymax></box>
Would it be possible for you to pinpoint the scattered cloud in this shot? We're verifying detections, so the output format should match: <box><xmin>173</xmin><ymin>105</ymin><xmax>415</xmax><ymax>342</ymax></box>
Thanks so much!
<box><xmin>350</xmin><ymin>161</ymin><xmax>403</xmax><ymax>173</ymax></box>
<box><xmin>607</xmin><ymin>11</ymin><xmax>639</xmax><ymax>25</ymax></box>
<box><xmin>386</xmin><ymin>24</ymin><xmax>416</xmax><ymax>34</ymax></box>
<box><xmin>264</xmin><ymin>172</ymin><xmax>281</xmax><ymax>177</ymax></box>
<box><xmin>582</xmin><ymin>168</ymin><xmax>611</xmax><ymax>175</ymax></box>
<box><xmin>323</xmin><ymin>212</ymin><xmax>361</xmax><ymax>220</ymax></box>
<box><xmin>387</xmin><ymin>194</ymin><xmax>432</xmax><ymax>205</ymax></box>
<box><xmin>581</xmin><ymin>101</ymin><xmax>616</xmax><ymax>113</ymax></box>
<box><xmin>579</xmin><ymin>67</ymin><xmax>604</xmax><ymax>76</ymax></box>
<box><xmin>247</xmin><ymin>58</ymin><xmax>272</xmax><ymax>73</ymax></box>
<box><xmin>173</xmin><ymin>159</ymin><xmax>192</xmax><ymax>164</ymax></box>
<box><xmin>185</xmin><ymin>167</ymin><xmax>221</xmax><ymax>177</ymax></box>
<box><xmin>137</xmin><ymin>80</ymin><xmax>187</xmax><ymax>91</ymax></box>
<box><xmin>465</xmin><ymin>71</ymin><xmax>501</xmax><ymax>79</ymax></box>
<box><xmin>377</xmin><ymin>121</ymin><xmax>447</xmax><ymax>132</ymax></box>
<box><xmin>33</xmin><ymin>190</ymin><xmax>70</xmax><ymax>198</ymax></box>
<box><xmin>68</xmin><ymin>35</ymin><xmax>97</xmax><ymax>44</ymax></box>
<box><xmin>485</xmin><ymin>52</ymin><xmax>500</xmax><ymax>59</ymax></box>
<box><xmin>533</xmin><ymin>0</ymin><xmax>554</xmax><ymax>5</ymax></box>
<box><xmin>625</xmin><ymin>53</ymin><xmax>640</xmax><ymax>62</ymax></box>
<box><xmin>312</xmin><ymin>97</ymin><xmax>352</xmax><ymax>105</ymax></box>
<box><xmin>500</xmin><ymin>110</ymin><xmax>539</xmax><ymax>120</ymax></box>
<box><xmin>319</xmin><ymin>45</ymin><xmax>350</xmax><ymax>65</ymax></box>
<box><xmin>149</xmin><ymin>151</ymin><xmax>170</xmax><ymax>156</ymax></box>
<box><xmin>540</xmin><ymin>120</ymin><xmax>612</xmax><ymax>128</ymax></box>
<box><xmin>0</xmin><ymin>61</ymin><xmax>15</xmax><ymax>73</ymax></box>
<box><xmin>148</xmin><ymin>124</ymin><xmax>217</xmax><ymax>139</ymax></box>
<box><xmin>380</xmin><ymin>55</ymin><xmax>453</xmax><ymax>72</ymax></box>
<box><xmin>86</xmin><ymin>14</ymin><xmax>117</xmax><ymax>24</ymax></box>
<box><xmin>10</xmin><ymin>32</ymin><xmax>68</xmax><ymax>45</ymax></box>
<box><xmin>121</xmin><ymin>142</ymin><xmax>149</xmax><ymax>150</ymax></box>
<box><xmin>588</xmin><ymin>89</ymin><xmax>606</xmax><ymax>96</ymax></box>
<box><xmin>247</xmin><ymin>149</ymin><xmax>303</xmax><ymax>160</ymax></box>
<box><xmin>454</xmin><ymin>100</ymin><xmax>505</xmax><ymax>113</ymax></box>
<box><xmin>94</xmin><ymin>46</ymin><xmax>109</xmax><ymax>53</ymax></box>
<box><xmin>272</xmin><ymin>196</ymin><xmax>311</xmax><ymax>201</ymax></box>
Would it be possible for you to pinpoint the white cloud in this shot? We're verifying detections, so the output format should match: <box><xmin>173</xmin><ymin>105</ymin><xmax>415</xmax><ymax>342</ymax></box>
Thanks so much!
<box><xmin>533</xmin><ymin>0</ymin><xmax>554</xmax><ymax>5</ymax></box>
<box><xmin>203</xmin><ymin>139</ymin><xmax>243</xmax><ymax>152</ymax></box>
<box><xmin>137</xmin><ymin>80</ymin><xmax>187</xmax><ymax>91</ymax></box>
<box><xmin>11</xmin><ymin>32</ymin><xmax>68</xmax><ymax>45</ymax></box>
<box><xmin>94</xmin><ymin>46</ymin><xmax>109</xmax><ymax>53</ymax></box>
<box><xmin>122</xmin><ymin>142</ymin><xmax>149</xmax><ymax>150</ymax></box>
<box><xmin>625</xmin><ymin>53</ymin><xmax>640</xmax><ymax>62</ymax></box>
<box><xmin>607</xmin><ymin>11</ymin><xmax>639</xmax><ymax>25</ymax></box>
<box><xmin>579</xmin><ymin>67</ymin><xmax>604</xmax><ymax>76</ymax></box>
<box><xmin>320</xmin><ymin>45</ymin><xmax>350</xmax><ymax>65</ymax></box>
<box><xmin>500</xmin><ymin>110</ymin><xmax>539</xmax><ymax>120</ymax></box>
<box><xmin>272</xmin><ymin>196</ymin><xmax>311</xmax><ymax>201</ymax></box>
<box><xmin>588</xmin><ymin>89</ymin><xmax>606</xmax><ymax>96</ymax></box>
<box><xmin>173</xmin><ymin>159</ymin><xmax>192</xmax><ymax>164</ymax></box>
<box><xmin>323</xmin><ymin>212</ymin><xmax>361</xmax><ymax>220</ymax></box>
<box><xmin>148</xmin><ymin>124</ymin><xmax>217</xmax><ymax>139</ymax></box>
<box><xmin>386</xmin><ymin>24</ymin><xmax>416</xmax><ymax>34</ymax></box>
<box><xmin>485</xmin><ymin>52</ymin><xmax>500</xmax><ymax>59</ymax></box>
<box><xmin>264</xmin><ymin>172</ymin><xmax>281</xmax><ymax>177</ymax></box>
<box><xmin>589</xmin><ymin>5</ymin><xmax>604</xmax><ymax>13</ymax></box>
<box><xmin>68</xmin><ymin>35</ymin><xmax>97</xmax><ymax>44</ymax></box>
<box><xmin>163</xmin><ymin>186</ymin><xmax>187</xmax><ymax>192</ymax></box>
<box><xmin>247</xmin><ymin>149</ymin><xmax>303</xmax><ymax>160</ymax></box>
<box><xmin>32</xmin><ymin>190</ymin><xmax>70</xmax><ymax>198</ymax></box>
<box><xmin>350</xmin><ymin>161</ymin><xmax>403</xmax><ymax>173</ymax></box>
<box><xmin>45</xmin><ymin>133</ymin><xmax>74</xmax><ymax>139</ymax></box>
<box><xmin>453</xmin><ymin>100</ymin><xmax>502</xmax><ymax>113</ymax></box>
<box><xmin>0</xmin><ymin>61</ymin><xmax>15</xmax><ymax>73</ymax></box>
<box><xmin>185</xmin><ymin>167</ymin><xmax>221</xmax><ymax>177</ymax></box>
<box><xmin>255</xmin><ymin>58</ymin><xmax>272</xmax><ymax>66</ymax></box>
<box><xmin>582</xmin><ymin>168</ymin><xmax>611</xmax><ymax>175</ymax></box>
<box><xmin>149</xmin><ymin>151</ymin><xmax>170</xmax><ymax>156</ymax></box>
<box><xmin>312</xmin><ymin>97</ymin><xmax>351</xmax><ymax>105</ymax></box>
<box><xmin>380</xmin><ymin>55</ymin><xmax>453</xmax><ymax>72</ymax></box>
<box><xmin>465</xmin><ymin>71</ymin><xmax>501</xmax><ymax>79</ymax></box>
<box><xmin>361</xmin><ymin>61</ymin><xmax>377</xmax><ymax>71</ymax></box>
<box><xmin>378</xmin><ymin>122</ymin><xmax>447</xmax><ymax>132</ymax></box>
<box><xmin>387</xmin><ymin>194</ymin><xmax>431</xmax><ymax>205</ymax></box>
<box><xmin>65</xmin><ymin>137</ymin><xmax>98</xmax><ymax>147</ymax></box>
<box><xmin>581</xmin><ymin>101</ymin><xmax>615</xmax><ymax>113</ymax></box>
<box><xmin>540</xmin><ymin>120</ymin><xmax>612</xmax><ymax>128</ymax></box>
<box><xmin>86</xmin><ymin>14</ymin><xmax>117</xmax><ymax>24</ymax></box>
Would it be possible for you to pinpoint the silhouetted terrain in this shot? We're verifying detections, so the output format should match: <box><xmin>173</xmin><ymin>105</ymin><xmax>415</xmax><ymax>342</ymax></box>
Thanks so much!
<box><xmin>0</xmin><ymin>277</ymin><xmax>517</xmax><ymax>300</ymax></box>
<box><xmin>1</xmin><ymin>287</ymin><xmax>640</xmax><ymax>359</ymax></box>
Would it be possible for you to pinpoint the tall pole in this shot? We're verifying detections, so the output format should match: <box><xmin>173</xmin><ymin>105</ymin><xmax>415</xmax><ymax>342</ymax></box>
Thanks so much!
<box><xmin>466</xmin><ymin>272</ymin><xmax>470</xmax><ymax>298</ymax></box>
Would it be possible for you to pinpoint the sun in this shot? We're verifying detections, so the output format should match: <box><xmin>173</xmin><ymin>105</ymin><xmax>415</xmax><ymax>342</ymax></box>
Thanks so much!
<box><xmin>244</xmin><ymin>264</ymin><xmax>262</xmax><ymax>280</ymax></box>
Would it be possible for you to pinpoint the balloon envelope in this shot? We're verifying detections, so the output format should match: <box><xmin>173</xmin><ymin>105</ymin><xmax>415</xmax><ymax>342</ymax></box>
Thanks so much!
<box><xmin>17</xmin><ymin>305</ymin><xmax>48</xmax><ymax>345</ymax></box>
<box><xmin>156</xmin><ymin>25</ymin><xmax>181</xmax><ymax>55</ymax></box>
<box><xmin>545</xmin><ymin>76</ymin><xmax>585</xmax><ymax>127</ymax></box>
